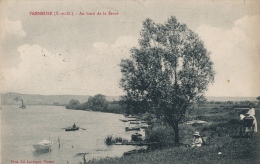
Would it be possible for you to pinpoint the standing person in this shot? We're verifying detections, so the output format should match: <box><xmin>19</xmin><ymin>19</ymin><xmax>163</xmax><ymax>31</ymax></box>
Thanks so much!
<box><xmin>191</xmin><ymin>131</ymin><xmax>203</xmax><ymax>147</ymax></box>
<box><xmin>247</xmin><ymin>104</ymin><xmax>257</xmax><ymax>132</ymax></box>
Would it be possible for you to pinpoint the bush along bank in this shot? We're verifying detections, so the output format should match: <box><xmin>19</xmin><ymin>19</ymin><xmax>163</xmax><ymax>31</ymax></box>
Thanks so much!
<box><xmin>66</xmin><ymin>94</ymin><xmax>125</xmax><ymax>114</ymax></box>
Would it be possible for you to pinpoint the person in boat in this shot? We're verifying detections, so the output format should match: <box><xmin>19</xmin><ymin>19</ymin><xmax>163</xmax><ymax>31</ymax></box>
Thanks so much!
<box><xmin>191</xmin><ymin>131</ymin><xmax>203</xmax><ymax>147</ymax></box>
<box><xmin>240</xmin><ymin>104</ymin><xmax>257</xmax><ymax>132</ymax></box>
<box><xmin>72</xmin><ymin>123</ymin><xmax>76</xmax><ymax>128</ymax></box>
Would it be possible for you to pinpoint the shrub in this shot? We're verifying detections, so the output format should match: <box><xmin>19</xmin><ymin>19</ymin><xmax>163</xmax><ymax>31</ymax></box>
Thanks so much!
<box><xmin>66</xmin><ymin>99</ymin><xmax>80</xmax><ymax>109</ymax></box>
<box><xmin>201</xmin><ymin>124</ymin><xmax>217</xmax><ymax>132</ymax></box>
<box><xmin>194</xmin><ymin>115</ymin><xmax>210</xmax><ymax>121</ymax></box>
<box><xmin>145</xmin><ymin>124</ymin><xmax>175</xmax><ymax>148</ymax></box>
<box><xmin>104</xmin><ymin>135</ymin><xmax>127</xmax><ymax>146</ymax></box>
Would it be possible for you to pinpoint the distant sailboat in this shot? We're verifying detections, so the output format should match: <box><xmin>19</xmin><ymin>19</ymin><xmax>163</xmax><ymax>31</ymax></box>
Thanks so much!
<box><xmin>19</xmin><ymin>99</ymin><xmax>26</xmax><ymax>109</ymax></box>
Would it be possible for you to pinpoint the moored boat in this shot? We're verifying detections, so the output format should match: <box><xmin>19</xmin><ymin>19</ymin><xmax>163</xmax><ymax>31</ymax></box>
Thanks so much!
<box><xmin>125</xmin><ymin>127</ymin><xmax>140</xmax><ymax>131</ymax></box>
<box><xmin>126</xmin><ymin>115</ymin><xmax>138</xmax><ymax>118</ymax></box>
<box><xmin>139</xmin><ymin>123</ymin><xmax>150</xmax><ymax>129</ymax></box>
<box><xmin>119</xmin><ymin>119</ymin><xmax>128</xmax><ymax>122</ymax></box>
<box><xmin>33</xmin><ymin>139</ymin><xmax>52</xmax><ymax>151</ymax></box>
<box><xmin>131</xmin><ymin>132</ymin><xmax>143</xmax><ymax>142</ymax></box>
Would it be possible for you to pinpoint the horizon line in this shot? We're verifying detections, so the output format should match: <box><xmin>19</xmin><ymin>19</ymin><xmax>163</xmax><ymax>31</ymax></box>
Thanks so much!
<box><xmin>0</xmin><ymin>92</ymin><xmax>258</xmax><ymax>98</ymax></box>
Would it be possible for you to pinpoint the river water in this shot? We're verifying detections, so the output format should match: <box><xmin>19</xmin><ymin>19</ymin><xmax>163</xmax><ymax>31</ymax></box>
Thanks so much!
<box><xmin>1</xmin><ymin>105</ymin><xmax>143</xmax><ymax>164</ymax></box>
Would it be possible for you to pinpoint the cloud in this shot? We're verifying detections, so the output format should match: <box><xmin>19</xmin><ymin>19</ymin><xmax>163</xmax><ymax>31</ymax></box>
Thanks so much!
<box><xmin>1</xmin><ymin>35</ymin><xmax>138</xmax><ymax>96</ymax></box>
<box><xmin>1</xmin><ymin>19</ymin><xmax>26</xmax><ymax>39</ymax></box>
<box><xmin>2</xmin><ymin>44</ymin><xmax>67</xmax><ymax>93</ymax></box>
<box><xmin>93</xmin><ymin>42</ymin><xmax>109</xmax><ymax>55</ymax></box>
<box><xmin>196</xmin><ymin>15</ymin><xmax>260</xmax><ymax>97</ymax></box>
<box><xmin>82</xmin><ymin>35</ymin><xmax>138</xmax><ymax>95</ymax></box>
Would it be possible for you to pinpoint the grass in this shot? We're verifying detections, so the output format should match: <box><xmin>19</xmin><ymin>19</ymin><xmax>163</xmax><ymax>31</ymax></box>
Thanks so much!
<box><xmin>84</xmin><ymin>106</ymin><xmax>260</xmax><ymax>164</ymax></box>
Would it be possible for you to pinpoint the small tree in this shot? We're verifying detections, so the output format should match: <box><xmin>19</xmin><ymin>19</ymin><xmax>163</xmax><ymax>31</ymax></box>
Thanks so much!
<box><xmin>66</xmin><ymin>99</ymin><xmax>80</xmax><ymax>109</ymax></box>
<box><xmin>120</xmin><ymin>16</ymin><xmax>214</xmax><ymax>144</ymax></box>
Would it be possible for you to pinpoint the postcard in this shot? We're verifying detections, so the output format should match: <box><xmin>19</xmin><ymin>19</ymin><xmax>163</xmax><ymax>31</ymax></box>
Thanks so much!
<box><xmin>1</xmin><ymin>0</ymin><xmax>259</xmax><ymax>164</ymax></box>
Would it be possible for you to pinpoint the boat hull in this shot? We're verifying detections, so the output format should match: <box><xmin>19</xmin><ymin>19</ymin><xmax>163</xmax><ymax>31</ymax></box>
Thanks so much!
<box><xmin>33</xmin><ymin>139</ymin><xmax>52</xmax><ymax>151</ymax></box>
<box><xmin>125</xmin><ymin>127</ymin><xmax>140</xmax><ymax>131</ymax></box>
<box><xmin>65</xmin><ymin>127</ymin><xmax>79</xmax><ymax>131</ymax></box>
<box><xmin>33</xmin><ymin>144</ymin><xmax>52</xmax><ymax>151</ymax></box>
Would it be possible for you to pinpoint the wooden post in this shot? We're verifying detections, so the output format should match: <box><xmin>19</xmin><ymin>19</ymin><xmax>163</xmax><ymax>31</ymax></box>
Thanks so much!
<box><xmin>58</xmin><ymin>137</ymin><xmax>60</xmax><ymax>148</ymax></box>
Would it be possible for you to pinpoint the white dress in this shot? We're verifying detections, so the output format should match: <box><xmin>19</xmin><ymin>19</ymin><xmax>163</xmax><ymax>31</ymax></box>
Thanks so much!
<box><xmin>192</xmin><ymin>137</ymin><xmax>202</xmax><ymax>147</ymax></box>
<box><xmin>247</xmin><ymin>108</ymin><xmax>258</xmax><ymax>132</ymax></box>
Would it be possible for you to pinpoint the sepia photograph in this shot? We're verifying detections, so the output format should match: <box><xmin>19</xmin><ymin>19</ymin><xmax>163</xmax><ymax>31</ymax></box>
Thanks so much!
<box><xmin>0</xmin><ymin>0</ymin><xmax>259</xmax><ymax>163</ymax></box>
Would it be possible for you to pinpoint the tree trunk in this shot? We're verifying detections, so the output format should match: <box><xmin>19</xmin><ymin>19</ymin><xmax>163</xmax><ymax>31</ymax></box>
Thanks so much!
<box><xmin>173</xmin><ymin>123</ymin><xmax>179</xmax><ymax>145</ymax></box>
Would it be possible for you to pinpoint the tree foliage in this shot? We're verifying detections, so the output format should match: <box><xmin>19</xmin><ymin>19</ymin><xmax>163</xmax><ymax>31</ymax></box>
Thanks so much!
<box><xmin>65</xmin><ymin>94</ymin><xmax>124</xmax><ymax>113</ymax></box>
<box><xmin>66</xmin><ymin>99</ymin><xmax>80</xmax><ymax>109</ymax></box>
<box><xmin>120</xmin><ymin>16</ymin><xmax>214</xmax><ymax>144</ymax></box>
<box><xmin>87</xmin><ymin>94</ymin><xmax>108</xmax><ymax>111</ymax></box>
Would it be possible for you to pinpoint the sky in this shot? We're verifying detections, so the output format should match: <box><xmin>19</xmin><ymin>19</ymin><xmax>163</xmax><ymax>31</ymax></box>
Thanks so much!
<box><xmin>0</xmin><ymin>0</ymin><xmax>259</xmax><ymax>97</ymax></box>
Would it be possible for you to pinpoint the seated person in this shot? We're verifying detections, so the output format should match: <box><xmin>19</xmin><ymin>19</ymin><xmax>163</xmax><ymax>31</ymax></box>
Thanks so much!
<box><xmin>191</xmin><ymin>131</ymin><xmax>203</xmax><ymax>147</ymax></box>
<box><xmin>72</xmin><ymin>123</ymin><xmax>76</xmax><ymax>128</ymax></box>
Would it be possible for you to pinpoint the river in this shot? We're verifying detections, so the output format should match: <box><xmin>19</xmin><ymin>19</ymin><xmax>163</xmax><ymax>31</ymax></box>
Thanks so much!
<box><xmin>1</xmin><ymin>105</ymin><xmax>143</xmax><ymax>164</ymax></box>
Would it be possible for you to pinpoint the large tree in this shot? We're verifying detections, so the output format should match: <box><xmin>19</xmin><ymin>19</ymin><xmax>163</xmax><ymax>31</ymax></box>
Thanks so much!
<box><xmin>120</xmin><ymin>16</ymin><xmax>215</xmax><ymax>144</ymax></box>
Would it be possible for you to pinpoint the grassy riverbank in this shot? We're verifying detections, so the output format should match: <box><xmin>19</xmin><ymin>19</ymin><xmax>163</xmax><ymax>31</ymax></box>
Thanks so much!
<box><xmin>88</xmin><ymin>152</ymin><xmax>258</xmax><ymax>164</ymax></box>
<box><xmin>86</xmin><ymin>106</ymin><xmax>260</xmax><ymax>164</ymax></box>
<box><xmin>86</xmin><ymin>146</ymin><xmax>258</xmax><ymax>164</ymax></box>
<box><xmin>86</xmin><ymin>135</ymin><xmax>259</xmax><ymax>164</ymax></box>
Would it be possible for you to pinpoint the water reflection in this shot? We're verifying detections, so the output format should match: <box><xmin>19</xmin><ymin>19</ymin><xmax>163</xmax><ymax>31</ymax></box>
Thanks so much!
<box><xmin>33</xmin><ymin>149</ymin><xmax>52</xmax><ymax>156</ymax></box>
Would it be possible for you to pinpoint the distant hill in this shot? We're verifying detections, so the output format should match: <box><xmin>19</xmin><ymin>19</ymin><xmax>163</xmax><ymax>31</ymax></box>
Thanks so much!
<box><xmin>0</xmin><ymin>92</ymin><xmax>257</xmax><ymax>106</ymax></box>
<box><xmin>206</xmin><ymin>96</ymin><xmax>257</xmax><ymax>102</ymax></box>
<box><xmin>0</xmin><ymin>92</ymin><xmax>120</xmax><ymax>106</ymax></box>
